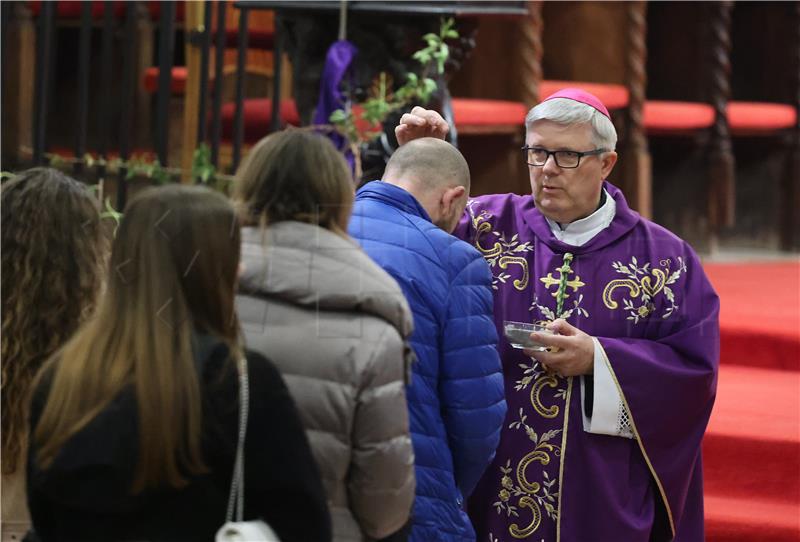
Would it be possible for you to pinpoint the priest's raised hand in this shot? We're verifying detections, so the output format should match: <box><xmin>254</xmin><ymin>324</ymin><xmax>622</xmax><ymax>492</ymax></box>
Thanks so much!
<box><xmin>395</xmin><ymin>106</ymin><xmax>449</xmax><ymax>145</ymax></box>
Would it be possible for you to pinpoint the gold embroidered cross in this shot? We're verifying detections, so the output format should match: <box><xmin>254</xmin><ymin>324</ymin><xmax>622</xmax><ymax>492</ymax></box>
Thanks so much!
<box><xmin>539</xmin><ymin>272</ymin><xmax>585</xmax><ymax>298</ymax></box>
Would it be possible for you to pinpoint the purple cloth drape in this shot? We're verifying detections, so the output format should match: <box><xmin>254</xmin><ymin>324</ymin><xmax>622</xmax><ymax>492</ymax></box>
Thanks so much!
<box><xmin>313</xmin><ymin>40</ymin><xmax>358</xmax><ymax>174</ymax></box>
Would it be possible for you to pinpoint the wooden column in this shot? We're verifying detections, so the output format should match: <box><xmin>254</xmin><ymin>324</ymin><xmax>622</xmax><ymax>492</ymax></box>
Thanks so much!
<box><xmin>706</xmin><ymin>1</ymin><xmax>735</xmax><ymax>233</ymax></box>
<box><xmin>620</xmin><ymin>1</ymin><xmax>651</xmax><ymax>218</ymax></box>
<box><xmin>517</xmin><ymin>1</ymin><xmax>543</xmax><ymax>110</ymax></box>
<box><xmin>134</xmin><ymin>2</ymin><xmax>155</xmax><ymax>149</ymax></box>
<box><xmin>1</xmin><ymin>3</ymin><xmax>35</xmax><ymax>167</ymax></box>
<box><xmin>181</xmin><ymin>1</ymin><xmax>204</xmax><ymax>182</ymax></box>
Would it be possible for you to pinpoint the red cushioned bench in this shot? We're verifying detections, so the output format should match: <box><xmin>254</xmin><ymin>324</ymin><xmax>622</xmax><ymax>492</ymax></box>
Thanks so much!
<box><xmin>643</xmin><ymin>101</ymin><xmax>717</xmax><ymax>135</ymax></box>
<box><xmin>142</xmin><ymin>66</ymin><xmax>302</xmax><ymax>144</ymax></box>
<box><xmin>727</xmin><ymin>101</ymin><xmax>797</xmax><ymax>136</ymax></box>
<box><xmin>28</xmin><ymin>1</ymin><xmax>185</xmax><ymax>21</ymax></box>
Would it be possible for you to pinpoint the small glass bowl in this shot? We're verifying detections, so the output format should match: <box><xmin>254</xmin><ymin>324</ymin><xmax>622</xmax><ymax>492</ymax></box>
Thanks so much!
<box><xmin>503</xmin><ymin>320</ymin><xmax>552</xmax><ymax>351</ymax></box>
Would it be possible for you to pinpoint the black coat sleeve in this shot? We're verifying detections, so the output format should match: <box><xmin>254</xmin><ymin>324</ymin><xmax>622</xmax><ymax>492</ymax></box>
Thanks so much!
<box><xmin>242</xmin><ymin>351</ymin><xmax>332</xmax><ymax>542</ymax></box>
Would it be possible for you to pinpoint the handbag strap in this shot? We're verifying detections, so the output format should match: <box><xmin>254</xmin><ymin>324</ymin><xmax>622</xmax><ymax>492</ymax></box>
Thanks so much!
<box><xmin>226</xmin><ymin>357</ymin><xmax>249</xmax><ymax>523</ymax></box>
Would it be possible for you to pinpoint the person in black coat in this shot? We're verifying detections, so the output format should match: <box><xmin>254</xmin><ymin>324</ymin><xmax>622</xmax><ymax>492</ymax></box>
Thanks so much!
<box><xmin>26</xmin><ymin>185</ymin><xmax>331</xmax><ymax>542</ymax></box>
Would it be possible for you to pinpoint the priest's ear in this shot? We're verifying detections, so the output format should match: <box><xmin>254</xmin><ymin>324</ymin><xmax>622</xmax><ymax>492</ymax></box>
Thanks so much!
<box><xmin>600</xmin><ymin>151</ymin><xmax>619</xmax><ymax>179</ymax></box>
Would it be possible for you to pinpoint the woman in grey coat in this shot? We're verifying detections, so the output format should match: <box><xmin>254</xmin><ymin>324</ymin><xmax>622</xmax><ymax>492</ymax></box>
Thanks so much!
<box><xmin>233</xmin><ymin>130</ymin><xmax>416</xmax><ymax>542</ymax></box>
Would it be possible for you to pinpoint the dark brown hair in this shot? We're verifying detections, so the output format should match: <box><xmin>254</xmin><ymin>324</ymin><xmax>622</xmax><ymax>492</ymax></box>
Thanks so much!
<box><xmin>1</xmin><ymin>168</ymin><xmax>107</xmax><ymax>474</ymax></box>
<box><xmin>34</xmin><ymin>185</ymin><xmax>241</xmax><ymax>492</ymax></box>
<box><xmin>234</xmin><ymin>129</ymin><xmax>354</xmax><ymax>234</ymax></box>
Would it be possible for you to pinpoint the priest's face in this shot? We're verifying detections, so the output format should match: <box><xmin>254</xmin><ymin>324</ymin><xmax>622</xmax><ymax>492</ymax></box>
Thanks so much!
<box><xmin>526</xmin><ymin>120</ymin><xmax>618</xmax><ymax>224</ymax></box>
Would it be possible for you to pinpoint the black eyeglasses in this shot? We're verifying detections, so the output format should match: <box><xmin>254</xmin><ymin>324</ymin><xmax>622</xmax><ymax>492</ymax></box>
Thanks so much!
<box><xmin>521</xmin><ymin>146</ymin><xmax>608</xmax><ymax>169</ymax></box>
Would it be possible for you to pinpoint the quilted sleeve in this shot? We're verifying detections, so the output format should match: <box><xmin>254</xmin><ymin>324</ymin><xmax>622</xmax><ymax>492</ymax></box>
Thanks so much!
<box><xmin>348</xmin><ymin>323</ymin><xmax>416</xmax><ymax>539</ymax></box>
<box><xmin>439</xmin><ymin>245</ymin><xmax>507</xmax><ymax>499</ymax></box>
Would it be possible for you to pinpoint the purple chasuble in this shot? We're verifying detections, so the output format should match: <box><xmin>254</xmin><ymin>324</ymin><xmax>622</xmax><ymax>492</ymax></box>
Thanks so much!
<box><xmin>453</xmin><ymin>182</ymin><xmax>719</xmax><ymax>542</ymax></box>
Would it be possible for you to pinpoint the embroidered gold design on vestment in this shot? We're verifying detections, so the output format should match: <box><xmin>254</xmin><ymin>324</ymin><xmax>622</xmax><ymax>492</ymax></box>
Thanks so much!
<box><xmin>467</xmin><ymin>202</ymin><xmax>534</xmax><ymax>291</ymax></box>
<box><xmin>499</xmin><ymin>255</ymin><xmax>530</xmax><ymax>290</ymax></box>
<box><xmin>603</xmin><ymin>257</ymin><xmax>687</xmax><ymax>323</ymax></box>
<box><xmin>494</xmin><ymin>397</ymin><xmax>564</xmax><ymax>539</ymax></box>
<box><xmin>530</xmin><ymin>375</ymin><xmax>559</xmax><ymax>418</ymax></box>
<box><xmin>530</xmin><ymin>253</ymin><xmax>589</xmax><ymax>321</ymax></box>
<box><xmin>510</xmin><ymin>496</ymin><xmax>541</xmax><ymax>538</ymax></box>
<box><xmin>474</xmin><ymin>215</ymin><xmax>503</xmax><ymax>258</ymax></box>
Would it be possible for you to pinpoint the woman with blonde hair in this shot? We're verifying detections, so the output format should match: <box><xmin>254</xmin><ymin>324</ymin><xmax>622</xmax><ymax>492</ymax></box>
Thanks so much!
<box><xmin>1</xmin><ymin>168</ymin><xmax>107</xmax><ymax>542</ymax></box>
<box><xmin>234</xmin><ymin>130</ymin><xmax>416</xmax><ymax>542</ymax></box>
<box><xmin>27</xmin><ymin>185</ymin><xmax>330</xmax><ymax>541</ymax></box>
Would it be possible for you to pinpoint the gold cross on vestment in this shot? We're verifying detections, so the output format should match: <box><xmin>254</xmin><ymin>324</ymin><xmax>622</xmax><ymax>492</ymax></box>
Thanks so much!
<box><xmin>539</xmin><ymin>272</ymin><xmax>586</xmax><ymax>298</ymax></box>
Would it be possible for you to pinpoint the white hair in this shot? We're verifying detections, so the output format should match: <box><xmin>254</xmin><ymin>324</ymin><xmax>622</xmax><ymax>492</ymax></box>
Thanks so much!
<box><xmin>525</xmin><ymin>98</ymin><xmax>618</xmax><ymax>151</ymax></box>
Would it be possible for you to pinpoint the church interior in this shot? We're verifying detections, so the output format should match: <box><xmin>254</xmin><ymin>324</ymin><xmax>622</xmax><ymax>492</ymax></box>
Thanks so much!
<box><xmin>1</xmin><ymin>1</ymin><xmax>798</xmax><ymax>540</ymax></box>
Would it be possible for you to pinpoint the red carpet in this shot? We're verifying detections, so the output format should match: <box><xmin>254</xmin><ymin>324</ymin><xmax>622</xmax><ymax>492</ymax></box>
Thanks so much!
<box><xmin>702</xmin><ymin>260</ymin><xmax>800</xmax><ymax>541</ymax></box>
<box><xmin>706</xmin><ymin>261</ymin><xmax>800</xmax><ymax>371</ymax></box>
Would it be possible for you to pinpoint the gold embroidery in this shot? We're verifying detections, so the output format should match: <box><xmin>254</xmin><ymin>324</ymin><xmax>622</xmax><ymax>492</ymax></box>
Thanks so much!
<box><xmin>466</xmin><ymin>201</ymin><xmax>534</xmax><ymax>291</ymax></box>
<box><xmin>602</xmin><ymin>278</ymin><xmax>640</xmax><ymax>309</ymax></box>
<box><xmin>510</xmin><ymin>496</ymin><xmax>541</xmax><ymax>538</ymax></box>
<box><xmin>474</xmin><ymin>218</ymin><xmax>503</xmax><ymax>258</ymax></box>
<box><xmin>498</xmin><ymin>408</ymin><xmax>564</xmax><ymax>538</ymax></box>
<box><xmin>641</xmin><ymin>269</ymin><xmax>666</xmax><ymax>297</ymax></box>
<box><xmin>531</xmin><ymin>254</ymin><xmax>588</xmax><ymax>321</ymax></box>
<box><xmin>539</xmin><ymin>270</ymin><xmax>585</xmax><ymax>299</ymax></box>
<box><xmin>517</xmin><ymin>450</ymin><xmax>550</xmax><ymax>493</ymax></box>
<box><xmin>603</xmin><ymin>268</ymin><xmax>666</xmax><ymax>307</ymax></box>
<box><xmin>531</xmin><ymin>375</ymin><xmax>559</xmax><ymax>418</ymax></box>
<box><xmin>603</xmin><ymin>257</ymin><xmax>687</xmax><ymax>323</ymax></box>
<box><xmin>499</xmin><ymin>255</ymin><xmax>529</xmax><ymax>290</ymax></box>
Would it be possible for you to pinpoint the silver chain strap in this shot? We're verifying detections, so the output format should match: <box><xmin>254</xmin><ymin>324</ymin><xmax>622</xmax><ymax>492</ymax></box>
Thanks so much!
<box><xmin>226</xmin><ymin>357</ymin><xmax>249</xmax><ymax>523</ymax></box>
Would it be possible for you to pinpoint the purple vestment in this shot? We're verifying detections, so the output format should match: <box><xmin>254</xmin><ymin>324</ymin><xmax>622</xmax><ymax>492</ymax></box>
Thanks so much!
<box><xmin>453</xmin><ymin>183</ymin><xmax>720</xmax><ymax>542</ymax></box>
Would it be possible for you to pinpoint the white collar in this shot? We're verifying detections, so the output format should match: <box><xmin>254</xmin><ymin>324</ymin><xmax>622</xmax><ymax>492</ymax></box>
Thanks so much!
<box><xmin>545</xmin><ymin>189</ymin><xmax>616</xmax><ymax>247</ymax></box>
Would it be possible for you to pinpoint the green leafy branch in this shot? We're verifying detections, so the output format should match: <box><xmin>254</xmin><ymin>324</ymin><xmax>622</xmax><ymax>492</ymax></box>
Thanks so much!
<box><xmin>99</xmin><ymin>197</ymin><xmax>123</xmax><ymax>234</ymax></box>
<box><xmin>329</xmin><ymin>17</ymin><xmax>458</xmax><ymax>151</ymax></box>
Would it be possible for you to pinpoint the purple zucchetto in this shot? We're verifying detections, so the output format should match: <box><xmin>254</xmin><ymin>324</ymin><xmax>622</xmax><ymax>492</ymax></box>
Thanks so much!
<box><xmin>542</xmin><ymin>87</ymin><xmax>612</xmax><ymax>119</ymax></box>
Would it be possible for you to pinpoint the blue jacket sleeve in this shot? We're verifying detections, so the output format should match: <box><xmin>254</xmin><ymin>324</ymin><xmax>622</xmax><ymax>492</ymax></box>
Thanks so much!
<box><xmin>438</xmin><ymin>244</ymin><xmax>507</xmax><ymax>499</ymax></box>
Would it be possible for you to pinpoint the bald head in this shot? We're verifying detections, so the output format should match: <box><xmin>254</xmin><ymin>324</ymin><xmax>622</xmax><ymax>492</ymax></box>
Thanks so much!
<box><xmin>383</xmin><ymin>138</ymin><xmax>471</xmax><ymax>233</ymax></box>
<box><xmin>383</xmin><ymin>137</ymin><xmax>470</xmax><ymax>193</ymax></box>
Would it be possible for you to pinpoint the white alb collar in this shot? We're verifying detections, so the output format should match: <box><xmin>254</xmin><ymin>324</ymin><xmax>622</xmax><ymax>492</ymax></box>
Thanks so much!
<box><xmin>545</xmin><ymin>189</ymin><xmax>616</xmax><ymax>247</ymax></box>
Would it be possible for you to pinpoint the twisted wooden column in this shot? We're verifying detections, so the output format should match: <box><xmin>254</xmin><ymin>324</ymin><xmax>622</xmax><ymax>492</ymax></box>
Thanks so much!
<box><xmin>1</xmin><ymin>3</ymin><xmax>34</xmax><ymax>167</ymax></box>
<box><xmin>706</xmin><ymin>1</ymin><xmax>735</xmax><ymax>232</ymax></box>
<box><xmin>780</xmin><ymin>2</ymin><xmax>800</xmax><ymax>250</ymax></box>
<box><xmin>621</xmin><ymin>1</ymin><xmax>651</xmax><ymax>218</ymax></box>
<box><xmin>518</xmin><ymin>1</ymin><xmax>543</xmax><ymax>110</ymax></box>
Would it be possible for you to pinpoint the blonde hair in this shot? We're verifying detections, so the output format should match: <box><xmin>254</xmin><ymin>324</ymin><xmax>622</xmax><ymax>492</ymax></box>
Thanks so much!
<box><xmin>234</xmin><ymin>129</ymin><xmax>354</xmax><ymax>234</ymax></box>
<box><xmin>33</xmin><ymin>185</ymin><xmax>242</xmax><ymax>492</ymax></box>
<box><xmin>1</xmin><ymin>168</ymin><xmax>107</xmax><ymax>475</ymax></box>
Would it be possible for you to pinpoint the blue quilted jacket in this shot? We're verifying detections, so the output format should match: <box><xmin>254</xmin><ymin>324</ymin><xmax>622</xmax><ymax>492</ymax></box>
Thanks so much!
<box><xmin>349</xmin><ymin>181</ymin><xmax>507</xmax><ymax>542</ymax></box>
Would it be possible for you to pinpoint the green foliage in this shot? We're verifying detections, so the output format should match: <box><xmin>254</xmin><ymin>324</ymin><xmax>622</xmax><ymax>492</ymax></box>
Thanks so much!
<box><xmin>329</xmin><ymin>17</ymin><xmax>458</xmax><ymax>149</ymax></box>
<box><xmin>191</xmin><ymin>143</ymin><xmax>217</xmax><ymax>184</ymax></box>
<box><xmin>99</xmin><ymin>197</ymin><xmax>123</xmax><ymax>234</ymax></box>
<box><xmin>33</xmin><ymin>143</ymin><xmax>237</xmax><ymax>235</ymax></box>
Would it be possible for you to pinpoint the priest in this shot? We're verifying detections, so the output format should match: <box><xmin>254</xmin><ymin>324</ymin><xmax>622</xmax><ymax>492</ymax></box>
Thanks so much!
<box><xmin>394</xmin><ymin>89</ymin><xmax>720</xmax><ymax>542</ymax></box>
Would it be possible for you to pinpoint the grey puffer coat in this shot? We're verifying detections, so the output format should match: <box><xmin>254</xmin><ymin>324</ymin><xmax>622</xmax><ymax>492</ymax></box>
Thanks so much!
<box><xmin>236</xmin><ymin>222</ymin><xmax>416</xmax><ymax>542</ymax></box>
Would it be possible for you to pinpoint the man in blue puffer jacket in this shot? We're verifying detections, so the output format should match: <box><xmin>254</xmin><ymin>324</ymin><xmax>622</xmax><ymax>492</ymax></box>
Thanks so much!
<box><xmin>349</xmin><ymin>137</ymin><xmax>507</xmax><ymax>542</ymax></box>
